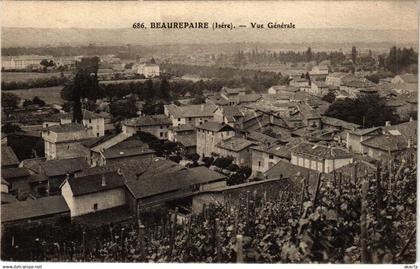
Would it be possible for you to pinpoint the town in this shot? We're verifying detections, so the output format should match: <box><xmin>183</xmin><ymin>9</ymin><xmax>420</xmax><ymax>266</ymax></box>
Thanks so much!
<box><xmin>1</xmin><ymin>42</ymin><xmax>417</xmax><ymax>263</ymax></box>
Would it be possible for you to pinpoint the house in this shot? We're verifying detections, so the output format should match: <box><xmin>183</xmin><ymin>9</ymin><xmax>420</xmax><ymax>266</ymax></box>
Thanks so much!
<box><xmin>1</xmin><ymin>167</ymin><xmax>32</xmax><ymax>197</ymax></box>
<box><xmin>42</xmin><ymin>123</ymin><xmax>97</xmax><ymax>160</ymax></box>
<box><xmin>164</xmin><ymin>104</ymin><xmax>217</xmax><ymax>127</ymax></box>
<box><xmin>291</xmin><ymin>142</ymin><xmax>353</xmax><ymax>173</ymax></box>
<box><xmin>122</xmin><ymin>115</ymin><xmax>172</xmax><ymax>139</ymax></box>
<box><xmin>215</xmin><ymin>137</ymin><xmax>256</xmax><ymax>167</ymax></box>
<box><xmin>346</xmin><ymin>127</ymin><xmax>383</xmax><ymax>153</ymax></box>
<box><xmin>236</xmin><ymin>94</ymin><xmax>263</xmax><ymax>105</ymax></box>
<box><xmin>296</xmin><ymin>103</ymin><xmax>322</xmax><ymax>129</ymax></box>
<box><xmin>321</xmin><ymin>116</ymin><xmax>360</xmax><ymax>132</ymax></box>
<box><xmin>340</xmin><ymin>78</ymin><xmax>375</xmax><ymax>98</ymax></box>
<box><xmin>60</xmin><ymin>171</ymin><xmax>127</xmax><ymax>217</ymax></box>
<box><xmin>136</xmin><ymin>62</ymin><xmax>160</xmax><ymax>78</ymax></box>
<box><xmin>43</xmin><ymin>110</ymin><xmax>105</xmax><ymax>137</ymax></box>
<box><xmin>310</xmin><ymin>81</ymin><xmax>330</xmax><ymax>96</ymax></box>
<box><xmin>309</xmin><ymin>65</ymin><xmax>329</xmax><ymax>77</ymax></box>
<box><xmin>325</xmin><ymin>72</ymin><xmax>352</xmax><ymax>87</ymax></box>
<box><xmin>1</xmin><ymin>55</ymin><xmax>52</xmax><ymax>70</ymax></box>
<box><xmin>290</xmin><ymin>77</ymin><xmax>310</xmax><ymax>88</ymax></box>
<box><xmin>220</xmin><ymin>87</ymin><xmax>246</xmax><ymax>100</ymax></box>
<box><xmin>1</xmin><ymin>196</ymin><xmax>70</xmax><ymax>229</ymax></box>
<box><xmin>267</xmin><ymin>85</ymin><xmax>299</xmax><ymax>95</ymax></box>
<box><xmin>251</xmin><ymin>144</ymin><xmax>291</xmax><ymax>177</ymax></box>
<box><xmin>244</xmin><ymin>131</ymin><xmax>280</xmax><ymax>146</ymax></box>
<box><xmin>39</xmin><ymin>157</ymin><xmax>90</xmax><ymax>195</ymax></box>
<box><xmin>213</xmin><ymin>106</ymin><xmax>245</xmax><ymax>127</ymax></box>
<box><xmin>359</xmin><ymin>120</ymin><xmax>417</xmax><ymax>161</ymax></box>
<box><xmin>1</xmin><ymin>146</ymin><xmax>20</xmax><ymax>168</ymax></box>
<box><xmin>168</xmin><ymin>124</ymin><xmax>196</xmax><ymax>142</ymax></box>
<box><xmin>90</xmin><ymin>138</ymin><xmax>155</xmax><ymax>167</ymax></box>
<box><xmin>125</xmin><ymin>159</ymin><xmax>227</xmax><ymax>214</ymax></box>
<box><xmin>196</xmin><ymin>122</ymin><xmax>235</xmax><ymax>157</ymax></box>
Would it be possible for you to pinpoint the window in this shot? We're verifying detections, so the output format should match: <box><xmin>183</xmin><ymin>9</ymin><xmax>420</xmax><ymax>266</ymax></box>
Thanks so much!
<box><xmin>93</xmin><ymin>203</ymin><xmax>98</xmax><ymax>211</ymax></box>
<box><xmin>188</xmin><ymin>117</ymin><xmax>192</xmax><ymax>121</ymax></box>
<box><xmin>269</xmin><ymin>154</ymin><xmax>274</xmax><ymax>159</ymax></box>
<box><xmin>258</xmin><ymin>161</ymin><xmax>261</xmax><ymax>167</ymax></box>
<box><xmin>160</xmin><ymin>125</ymin><xmax>163</xmax><ymax>129</ymax></box>
<box><xmin>178</xmin><ymin>118</ymin><xmax>181</xmax><ymax>121</ymax></box>
<box><xmin>89</xmin><ymin>119</ymin><xmax>92</xmax><ymax>123</ymax></box>
<box><xmin>160</xmin><ymin>132</ymin><xmax>163</xmax><ymax>137</ymax></box>
<box><xmin>97</xmin><ymin>133</ymin><xmax>100</xmax><ymax>137</ymax></box>
<box><xmin>45</xmin><ymin>123</ymin><xmax>48</xmax><ymax>127</ymax></box>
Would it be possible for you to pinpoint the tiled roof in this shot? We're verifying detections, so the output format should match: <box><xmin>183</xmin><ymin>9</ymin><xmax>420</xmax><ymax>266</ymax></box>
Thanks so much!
<box><xmin>1</xmin><ymin>167</ymin><xmax>31</xmax><ymax>180</ymax></box>
<box><xmin>102</xmin><ymin>147</ymin><xmax>155</xmax><ymax>159</ymax></box>
<box><xmin>41</xmin><ymin>157</ymin><xmax>89</xmax><ymax>177</ymax></box>
<box><xmin>45</xmin><ymin>123</ymin><xmax>87</xmax><ymax>133</ymax></box>
<box><xmin>216</xmin><ymin>137</ymin><xmax>256</xmax><ymax>152</ymax></box>
<box><xmin>165</xmin><ymin>104</ymin><xmax>217</xmax><ymax>118</ymax></box>
<box><xmin>125</xmin><ymin>161</ymin><xmax>226</xmax><ymax>199</ymax></box>
<box><xmin>342</xmin><ymin>79</ymin><xmax>375</xmax><ymax>88</ymax></box>
<box><xmin>361</xmin><ymin>135</ymin><xmax>411</xmax><ymax>152</ymax></box>
<box><xmin>383</xmin><ymin>120</ymin><xmax>417</xmax><ymax>143</ymax></box>
<box><xmin>66</xmin><ymin>171</ymin><xmax>125</xmax><ymax>196</ymax></box>
<box><xmin>176</xmin><ymin>134</ymin><xmax>197</xmax><ymax>148</ymax></box>
<box><xmin>219</xmin><ymin>106</ymin><xmax>244</xmax><ymax>118</ymax></box>
<box><xmin>321</xmin><ymin>116</ymin><xmax>360</xmax><ymax>130</ymax></box>
<box><xmin>124</xmin><ymin>115</ymin><xmax>171</xmax><ymax>127</ymax></box>
<box><xmin>398</xmin><ymin>74</ymin><xmax>418</xmax><ymax>84</ymax></box>
<box><xmin>297</xmin><ymin>103</ymin><xmax>321</xmax><ymax>119</ymax></box>
<box><xmin>238</xmin><ymin>94</ymin><xmax>262</xmax><ymax>103</ymax></box>
<box><xmin>169</xmin><ymin>124</ymin><xmax>196</xmax><ymax>132</ymax></box>
<box><xmin>222</xmin><ymin>87</ymin><xmax>246</xmax><ymax>95</ymax></box>
<box><xmin>291</xmin><ymin>142</ymin><xmax>352</xmax><ymax>159</ymax></box>
<box><xmin>348</xmin><ymin>127</ymin><xmax>381</xmax><ymax>136</ymax></box>
<box><xmin>251</xmin><ymin>144</ymin><xmax>291</xmax><ymax>159</ymax></box>
<box><xmin>197</xmin><ymin>122</ymin><xmax>235</xmax><ymax>132</ymax></box>
<box><xmin>1</xmin><ymin>196</ymin><xmax>70</xmax><ymax>223</ymax></box>
<box><xmin>1</xmin><ymin>146</ymin><xmax>19</xmax><ymax>167</ymax></box>
<box><xmin>246</xmin><ymin>131</ymin><xmax>279</xmax><ymax>145</ymax></box>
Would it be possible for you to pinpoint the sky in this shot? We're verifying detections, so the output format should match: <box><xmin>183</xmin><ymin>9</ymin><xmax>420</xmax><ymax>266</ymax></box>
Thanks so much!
<box><xmin>1</xmin><ymin>1</ymin><xmax>418</xmax><ymax>30</ymax></box>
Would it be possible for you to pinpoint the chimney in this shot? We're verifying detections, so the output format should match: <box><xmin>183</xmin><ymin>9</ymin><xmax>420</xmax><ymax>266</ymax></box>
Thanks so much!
<box><xmin>101</xmin><ymin>175</ymin><xmax>106</xmax><ymax>187</ymax></box>
<box><xmin>385</xmin><ymin>121</ymin><xmax>391</xmax><ymax>127</ymax></box>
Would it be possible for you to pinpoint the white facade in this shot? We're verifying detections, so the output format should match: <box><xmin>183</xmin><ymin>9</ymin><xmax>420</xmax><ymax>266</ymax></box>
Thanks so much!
<box><xmin>137</xmin><ymin>64</ymin><xmax>160</xmax><ymax>78</ymax></box>
<box><xmin>196</xmin><ymin>128</ymin><xmax>235</xmax><ymax>157</ymax></box>
<box><xmin>290</xmin><ymin>153</ymin><xmax>353</xmax><ymax>173</ymax></box>
<box><xmin>61</xmin><ymin>180</ymin><xmax>126</xmax><ymax>217</ymax></box>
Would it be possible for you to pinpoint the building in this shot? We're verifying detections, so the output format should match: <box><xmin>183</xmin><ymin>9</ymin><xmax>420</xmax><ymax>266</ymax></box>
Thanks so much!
<box><xmin>1</xmin><ymin>55</ymin><xmax>53</xmax><ymax>70</ymax></box>
<box><xmin>325</xmin><ymin>72</ymin><xmax>352</xmax><ymax>87</ymax></box>
<box><xmin>340</xmin><ymin>78</ymin><xmax>375</xmax><ymax>98</ymax></box>
<box><xmin>346</xmin><ymin>127</ymin><xmax>383</xmax><ymax>153</ymax></box>
<box><xmin>90</xmin><ymin>138</ymin><xmax>155</xmax><ymax>167</ymax></box>
<box><xmin>196</xmin><ymin>122</ymin><xmax>235</xmax><ymax>157</ymax></box>
<box><xmin>164</xmin><ymin>104</ymin><xmax>217</xmax><ymax>127</ymax></box>
<box><xmin>167</xmin><ymin>124</ymin><xmax>197</xmax><ymax>155</ymax></box>
<box><xmin>43</xmin><ymin>110</ymin><xmax>105</xmax><ymax>137</ymax></box>
<box><xmin>215</xmin><ymin>137</ymin><xmax>256</xmax><ymax>167</ymax></box>
<box><xmin>251</xmin><ymin>144</ymin><xmax>291</xmax><ymax>177</ymax></box>
<box><xmin>125</xmin><ymin>159</ymin><xmax>227</xmax><ymax>214</ymax></box>
<box><xmin>291</xmin><ymin>142</ymin><xmax>353</xmax><ymax>173</ymax></box>
<box><xmin>42</xmin><ymin>123</ymin><xmax>97</xmax><ymax>160</ymax></box>
<box><xmin>60</xmin><ymin>171</ymin><xmax>127</xmax><ymax>217</ymax></box>
<box><xmin>1</xmin><ymin>196</ymin><xmax>70</xmax><ymax>228</ymax></box>
<box><xmin>267</xmin><ymin>85</ymin><xmax>299</xmax><ymax>95</ymax></box>
<box><xmin>213</xmin><ymin>106</ymin><xmax>245</xmax><ymax>127</ymax></box>
<box><xmin>290</xmin><ymin>77</ymin><xmax>310</xmax><ymax>88</ymax></box>
<box><xmin>220</xmin><ymin>87</ymin><xmax>246</xmax><ymax>100</ymax></box>
<box><xmin>309</xmin><ymin>65</ymin><xmax>329</xmax><ymax>77</ymax></box>
<box><xmin>1</xmin><ymin>167</ymin><xmax>31</xmax><ymax>197</ymax></box>
<box><xmin>122</xmin><ymin>115</ymin><xmax>172</xmax><ymax>139</ymax></box>
<box><xmin>1</xmin><ymin>146</ymin><xmax>20</xmax><ymax>168</ymax></box>
<box><xmin>136</xmin><ymin>63</ymin><xmax>160</xmax><ymax>78</ymax></box>
<box><xmin>310</xmin><ymin>81</ymin><xmax>330</xmax><ymax>96</ymax></box>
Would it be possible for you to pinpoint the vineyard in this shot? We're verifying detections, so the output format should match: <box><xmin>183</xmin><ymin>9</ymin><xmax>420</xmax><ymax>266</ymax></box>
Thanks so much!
<box><xmin>2</xmin><ymin>158</ymin><xmax>416</xmax><ymax>263</ymax></box>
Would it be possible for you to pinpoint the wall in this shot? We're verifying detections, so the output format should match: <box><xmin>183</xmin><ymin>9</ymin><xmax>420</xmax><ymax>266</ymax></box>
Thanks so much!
<box><xmin>62</xmin><ymin>182</ymin><xmax>126</xmax><ymax>217</ymax></box>
<box><xmin>83</xmin><ymin>118</ymin><xmax>105</xmax><ymax>137</ymax></box>
<box><xmin>196</xmin><ymin>129</ymin><xmax>235</xmax><ymax>157</ymax></box>
<box><xmin>122</xmin><ymin>124</ymin><xmax>171</xmax><ymax>140</ymax></box>
<box><xmin>251</xmin><ymin>150</ymin><xmax>288</xmax><ymax>177</ymax></box>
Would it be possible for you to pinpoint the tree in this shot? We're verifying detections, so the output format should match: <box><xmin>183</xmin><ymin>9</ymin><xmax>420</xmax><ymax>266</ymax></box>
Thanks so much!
<box><xmin>325</xmin><ymin>93</ymin><xmax>399</xmax><ymax>127</ymax></box>
<box><xmin>22</xmin><ymin>99</ymin><xmax>34</xmax><ymax>107</ymax></box>
<box><xmin>2</xmin><ymin>92</ymin><xmax>20</xmax><ymax>110</ymax></box>
<box><xmin>2</xmin><ymin>123</ymin><xmax>21</xmax><ymax>134</ymax></box>
<box><xmin>32</xmin><ymin>96</ymin><xmax>46</xmax><ymax>107</ymax></box>
<box><xmin>214</xmin><ymin>157</ymin><xmax>234</xmax><ymax>169</ymax></box>
<box><xmin>202</xmin><ymin>157</ymin><xmax>214</xmax><ymax>167</ymax></box>
<box><xmin>351</xmin><ymin>46</ymin><xmax>357</xmax><ymax>64</ymax></box>
<box><xmin>144</xmin><ymin>79</ymin><xmax>155</xmax><ymax>100</ymax></box>
<box><xmin>322</xmin><ymin>92</ymin><xmax>336</xmax><ymax>103</ymax></box>
<box><xmin>159</xmin><ymin>78</ymin><xmax>171</xmax><ymax>101</ymax></box>
<box><xmin>306</xmin><ymin>47</ymin><xmax>313</xmax><ymax>62</ymax></box>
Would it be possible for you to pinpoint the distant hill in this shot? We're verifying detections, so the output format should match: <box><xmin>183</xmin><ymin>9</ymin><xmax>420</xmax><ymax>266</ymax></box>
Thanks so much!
<box><xmin>2</xmin><ymin>27</ymin><xmax>418</xmax><ymax>48</ymax></box>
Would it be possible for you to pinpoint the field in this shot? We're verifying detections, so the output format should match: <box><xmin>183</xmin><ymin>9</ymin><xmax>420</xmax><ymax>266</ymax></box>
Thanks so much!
<box><xmin>1</xmin><ymin>72</ymin><xmax>72</xmax><ymax>83</ymax></box>
<box><xmin>8</xmin><ymin>86</ymin><xmax>64</xmax><ymax>105</ymax></box>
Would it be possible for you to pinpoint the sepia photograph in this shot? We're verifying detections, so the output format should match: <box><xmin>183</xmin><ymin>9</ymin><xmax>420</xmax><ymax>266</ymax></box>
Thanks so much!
<box><xmin>0</xmin><ymin>0</ymin><xmax>418</xmax><ymax>264</ymax></box>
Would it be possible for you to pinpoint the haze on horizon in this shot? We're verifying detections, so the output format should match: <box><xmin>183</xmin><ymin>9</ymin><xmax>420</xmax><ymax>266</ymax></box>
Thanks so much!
<box><xmin>1</xmin><ymin>1</ymin><xmax>418</xmax><ymax>30</ymax></box>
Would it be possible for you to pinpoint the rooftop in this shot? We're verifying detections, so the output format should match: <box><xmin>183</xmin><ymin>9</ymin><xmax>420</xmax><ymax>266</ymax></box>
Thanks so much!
<box><xmin>41</xmin><ymin>157</ymin><xmax>89</xmax><ymax>177</ymax></box>
<box><xmin>251</xmin><ymin>144</ymin><xmax>292</xmax><ymax>159</ymax></box>
<box><xmin>361</xmin><ymin>134</ymin><xmax>412</xmax><ymax>152</ymax></box>
<box><xmin>65</xmin><ymin>171</ymin><xmax>126</xmax><ymax>196</ymax></box>
<box><xmin>1</xmin><ymin>146</ymin><xmax>19</xmax><ymax>167</ymax></box>
<box><xmin>165</xmin><ymin>103</ymin><xmax>217</xmax><ymax>118</ymax></box>
<box><xmin>1</xmin><ymin>195</ymin><xmax>70</xmax><ymax>223</ymax></box>
<box><xmin>197</xmin><ymin>122</ymin><xmax>235</xmax><ymax>132</ymax></box>
<box><xmin>1</xmin><ymin>167</ymin><xmax>31</xmax><ymax>180</ymax></box>
<box><xmin>124</xmin><ymin>114</ymin><xmax>171</xmax><ymax>127</ymax></box>
<box><xmin>321</xmin><ymin>116</ymin><xmax>361</xmax><ymax>130</ymax></box>
<box><xmin>221</xmin><ymin>87</ymin><xmax>247</xmax><ymax>95</ymax></box>
<box><xmin>291</xmin><ymin>142</ymin><xmax>352</xmax><ymax>159</ymax></box>
<box><xmin>44</xmin><ymin>123</ymin><xmax>87</xmax><ymax>133</ymax></box>
<box><xmin>216</xmin><ymin>137</ymin><xmax>256</xmax><ymax>152</ymax></box>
